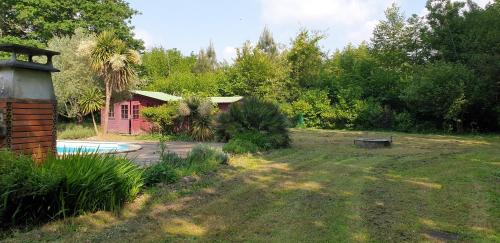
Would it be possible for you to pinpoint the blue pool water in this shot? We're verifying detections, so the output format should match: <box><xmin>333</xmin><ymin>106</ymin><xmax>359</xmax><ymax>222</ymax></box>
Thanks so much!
<box><xmin>57</xmin><ymin>141</ymin><xmax>130</xmax><ymax>154</ymax></box>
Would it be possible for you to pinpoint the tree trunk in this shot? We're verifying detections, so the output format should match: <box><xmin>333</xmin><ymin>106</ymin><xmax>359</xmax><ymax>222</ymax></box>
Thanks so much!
<box><xmin>91</xmin><ymin>112</ymin><xmax>99</xmax><ymax>136</ymax></box>
<box><xmin>102</xmin><ymin>81</ymin><xmax>111</xmax><ymax>134</ymax></box>
<box><xmin>76</xmin><ymin>115</ymin><xmax>83</xmax><ymax>124</ymax></box>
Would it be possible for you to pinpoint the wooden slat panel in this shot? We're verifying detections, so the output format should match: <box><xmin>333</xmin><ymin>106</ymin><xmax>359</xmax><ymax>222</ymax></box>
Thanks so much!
<box><xmin>13</xmin><ymin>109</ymin><xmax>53</xmax><ymax>115</ymax></box>
<box><xmin>11</xmin><ymin>141</ymin><xmax>53</xmax><ymax>150</ymax></box>
<box><xmin>12</xmin><ymin>125</ymin><xmax>53</xmax><ymax>132</ymax></box>
<box><xmin>13</xmin><ymin>114</ymin><xmax>54</xmax><ymax>120</ymax></box>
<box><xmin>12</xmin><ymin>120</ymin><xmax>54</xmax><ymax>126</ymax></box>
<box><xmin>12</xmin><ymin>131</ymin><xmax>53</xmax><ymax>138</ymax></box>
<box><xmin>12</xmin><ymin>103</ymin><xmax>54</xmax><ymax>109</ymax></box>
<box><xmin>13</xmin><ymin>146</ymin><xmax>53</xmax><ymax>154</ymax></box>
<box><xmin>11</xmin><ymin>136</ymin><xmax>53</xmax><ymax>144</ymax></box>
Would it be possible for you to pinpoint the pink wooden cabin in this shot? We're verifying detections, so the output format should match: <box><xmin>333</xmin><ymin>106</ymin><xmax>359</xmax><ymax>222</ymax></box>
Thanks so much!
<box><xmin>102</xmin><ymin>90</ymin><xmax>242</xmax><ymax>135</ymax></box>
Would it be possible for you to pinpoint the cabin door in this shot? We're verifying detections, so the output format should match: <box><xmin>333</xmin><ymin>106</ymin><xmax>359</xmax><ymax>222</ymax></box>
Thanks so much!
<box><xmin>130</xmin><ymin>101</ymin><xmax>141</xmax><ymax>134</ymax></box>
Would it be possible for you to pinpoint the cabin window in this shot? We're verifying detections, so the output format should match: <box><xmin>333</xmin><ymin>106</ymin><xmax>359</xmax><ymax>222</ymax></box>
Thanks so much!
<box><xmin>121</xmin><ymin>105</ymin><xmax>129</xmax><ymax>119</ymax></box>
<box><xmin>132</xmin><ymin>105</ymin><xmax>140</xmax><ymax>119</ymax></box>
<box><xmin>108</xmin><ymin>105</ymin><xmax>114</xmax><ymax>118</ymax></box>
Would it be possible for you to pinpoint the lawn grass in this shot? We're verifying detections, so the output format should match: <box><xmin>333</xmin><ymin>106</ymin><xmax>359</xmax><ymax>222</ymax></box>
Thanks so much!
<box><xmin>3</xmin><ymin>129</ymin><xmax>499</xmax><ymax>242</ymax></box>
<box><xmin>57</xmin><ymin>123</ymin><xmax>190</xmax><ymax>142</ymax></box>
<box><xmin>57</xmin><ymin>123</ymin><xmax>96</xmax><ymax>139</ymax></box>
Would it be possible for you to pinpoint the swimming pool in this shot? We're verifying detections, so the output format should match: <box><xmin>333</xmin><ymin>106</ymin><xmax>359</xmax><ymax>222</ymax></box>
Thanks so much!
<box><xmin>56</xmin><ymin>141</ymin><xmax>141</xmax><ymax>154</ymax></box>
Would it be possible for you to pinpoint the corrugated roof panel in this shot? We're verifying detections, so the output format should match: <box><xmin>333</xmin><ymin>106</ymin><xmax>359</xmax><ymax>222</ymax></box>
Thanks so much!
<box><xmin>131</xmin><ymin>90</ymin><xmax>182</xmax><ymax>102</ymax></box>
<box><xmin>210</xmin><ymin>96</ymin><xmax>243</xmax><ymax>103</ymax></box>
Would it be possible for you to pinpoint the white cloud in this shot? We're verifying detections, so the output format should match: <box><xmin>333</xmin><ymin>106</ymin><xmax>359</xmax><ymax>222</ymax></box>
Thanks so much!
<box><xmin>133</xmin><ymin>29</ymin><xmax>154</xmax><ymax>49</ymax></box>
<box><xmin>469</xmin><ymin>0</ymin><xmax>491</xmax><ymax>7</ymax></box>
<box><xmin>347</xmin><ymin>19</ymin><xmax>378</xmax><ymax>44</ymax></box>
<box><xmin>222</xmin><ymin>46</ymin><xmax>237</xmax><ymax>62</ymax></box>
<box><xmin>133</xmin><ymin>28</ymin><xmax>167</xmax><ymax>50</ymax></box>
<box><xmin>260</xmin><ymin>0</ymin><xmax>392</xmax><ymax>26</ymax></box>
<box><xmin>260</xmin><ymin>0</ymin><xmax>393</xmax><ymax>46</ymax></box>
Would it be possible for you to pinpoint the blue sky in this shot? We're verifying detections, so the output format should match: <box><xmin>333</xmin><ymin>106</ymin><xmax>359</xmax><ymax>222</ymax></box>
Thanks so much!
<box><xmin>128</xmin><ymin>0</ymin><xmax>490</xmax><ymax>61</ymax></box>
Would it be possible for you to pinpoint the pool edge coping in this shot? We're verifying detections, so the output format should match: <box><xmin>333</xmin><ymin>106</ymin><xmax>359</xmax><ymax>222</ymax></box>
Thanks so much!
<box><xmin>56</xmin><ymin>140</ymin><xmax>143</xmax><ymax>155</ymax></box>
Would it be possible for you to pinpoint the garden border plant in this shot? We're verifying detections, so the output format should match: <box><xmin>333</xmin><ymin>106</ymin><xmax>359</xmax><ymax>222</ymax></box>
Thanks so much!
<box><xmin>143</xmin><ymin>141</ymin><xmax>229</xmax><ymax>186</ymax></box>
<box><xmin>0</xmin><ymin>150</ymin><xmax>143</xmax><ymax>227</ymax></box>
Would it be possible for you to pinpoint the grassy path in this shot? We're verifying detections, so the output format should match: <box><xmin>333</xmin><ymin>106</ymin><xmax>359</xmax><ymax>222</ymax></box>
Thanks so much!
<box><xmin>4</xmin><ymin>129</ymin><xmax>499</xmax><ymax>242</ymax></box>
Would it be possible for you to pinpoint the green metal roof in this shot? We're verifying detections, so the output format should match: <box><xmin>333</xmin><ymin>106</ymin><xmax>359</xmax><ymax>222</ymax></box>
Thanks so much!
<box><xmin>131</xmin><ymin>90</ymin><xmax>182</xmax><ymax>102</ymax></box>
<box><xmin>210</xmin><ymin>96</ymin><xmax>243</xmax><ymax>103</ymax></box>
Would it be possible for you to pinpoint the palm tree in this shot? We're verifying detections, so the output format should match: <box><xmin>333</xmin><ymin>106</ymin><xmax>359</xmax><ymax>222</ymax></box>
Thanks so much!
<box><xmin>82</xmin><ymin>31</ymin><xmax>141</xmax><ymax>134</ymax></box>
<box><xmin>79</xmin><ymin>88</ymin><xmax>104</xmax><ymax>135</ymax></box>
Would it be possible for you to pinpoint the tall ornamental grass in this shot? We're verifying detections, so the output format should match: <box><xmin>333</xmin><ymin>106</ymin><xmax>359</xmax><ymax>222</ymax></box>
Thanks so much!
<box><xmin>0</xmin><ymin>150</ymin><xmax>143</xmax><ymax>227</ymax></box>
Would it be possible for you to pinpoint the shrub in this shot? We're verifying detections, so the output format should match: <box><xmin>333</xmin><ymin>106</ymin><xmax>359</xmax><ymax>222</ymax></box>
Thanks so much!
<box><xmin>288</xmin><ymin>89</ymin><xmax>336</xmax><ymax>129</ymax></box>
<box><xmin>223</xmin><ymin>139</ymin><xmax>259</xmax><ymax>154</ymax></box>
<box><xmin>353</xmin><ymin>99</ymin><xmax>394</xmax><ymax>129</ymax></box>
<box><xmin>143</xmin><ymin>144</ymin><xmax>228</xmax><ymax>186</ymax></box>
<box><xmin>394</xmin><ymin>112</ymin><xmax>415</xmax><ymax>132</ymax></box>
<box><xmin>402</xmin><ymin>62</ymin><xmax>472</xmax><ymax>131</ymax></box>
<box><xmin>216</xmin><ymin>97</ymin><xmax>290</xmax><ymax>149</ymax></box>
<box><xmin>141</xmin><ymin>102</ymin><xmax>180</xmax><ymax>135</ymax></box>
<box><xmin>0</xmin><ymin>150</ymin><xmax>143</xmax><ymax>226</ymax></box>
<box><xmin>143</xmin><ymin>154</ymin><xmax>180</xmax><ymax>186</ymax></box>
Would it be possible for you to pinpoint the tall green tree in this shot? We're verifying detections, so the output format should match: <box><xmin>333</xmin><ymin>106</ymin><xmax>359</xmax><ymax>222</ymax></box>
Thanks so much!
<box><xmin>425</xmin><ymin>0</ymin><xmax>466</xmax><ymax>62</ymax></box>
<box><xmin>223</xmin><ymin>43</ymin><xmax>290</xmax><ymax>101</ymax></box>
<box><xmin>84</xmin><ymin>31</ymin><xmax>141</xmax><ymax>134</ymax></box>
<box><xmin>48</xmin><ymin>28</ymin><xmax>99</xmax><ymax>122</ymax></box>
<box><xmin>142</xmin><ymin>48</ymin><xmax>195</xmax><ymax>81</ymax></box>
<box><xmin>256</xmin><ymin>27</ymin><xmax>278</xmax><ymax>56</ymax></box>
<box><xmin>0</xmin><ymin>0</ymin><xmax>142</xmax><ymax>49</ymax></box>
<box><xmin>193</xmin><ymin>41</ymin><xmax>217</xmax><ymax>73</ymax></box>
<box><xmin>370</xmin><ymin>3</ymin><xmax>410</xmax><ymax>68</ymax></box>
<box><xmin>287</xmin><ymin>30</ymin><xmax>325</xmax><ymax>88</ymax></box>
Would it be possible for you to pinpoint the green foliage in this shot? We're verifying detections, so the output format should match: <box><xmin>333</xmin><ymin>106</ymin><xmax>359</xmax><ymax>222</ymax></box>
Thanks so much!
<box><xmin>142</xmin><ymin>48</ymin><xmax>196</xmax><ymax>82</ymax></box>
<box><xmin>286</xmin><ymin>89</ymin><xmax>335</xmax><ymax>128</ymax></box>
<box><xmin>79</xmin><ymin>87</ymin><xmax>104</xmax><ymax>135</ymax></box>
<box><xmin>142</xmin><ymin>47</ymin><xmax>222</xmax><ymax>97</ymax></box>
<box><xmin>84</xmin><ymin>30</ymin><xmax>141</xmax><ymax>133</ymax></box>
<box><xmin>143</xmin><ymin>153</ymin><xmax>180</xmax><ymax>186</ymax></box>
<box><xmin>223</xmin><ymin>45</ymin><xmax>291</xmax><ymax>101</ymax></box>
<box><xmin>287</xmin><ymin>29</ymin><xmax>325</xmax><ymax>88</ymax></box>
<box><xmin>79</xmin><ymin>87</ymin><xmax>104</xmax><ymax>116</ymax></box>
<box><xmin>180</xmin><ymin>97</ymin><xmax>217</xmax><ymax>141</ymax></box>
<box><xmin>353</xmin><ymin>99</ymin><xmax>394</xmax><ymax>129</ymax></box>
<box><xmin>256</xmin><ymin>27</ymin><xmax>278</xmax><ymax>56</ymax></box>
<box><xmin>370</xmin><ymin>3</ymin><xmax>411</xmax><ymax>68</ymax></box>
<box><xmin>48</xmin><ymin>28</ymin><xmax>100</xmax><ymax>121</ymax></box>
<box><xmin>223</xmin><ymin>139</ymin><xmax>259</xmax><ymax>154</ymax></box>
<box><xmin>216</xmin><ymin>97</ymin><xmax>290</xmax><ymax>149</ymax></box>
<box><xmin>144</xmin><ymin>145</ymin><xmax>228</xmax><ymax>186</ymax></box>
<box><xmin>57</xmin><ymin>123</ymin><xmax>95</xmax><ymax>139</ymax></box>
<box><xmin>402</xmin><ymin>62</ymin><xmax>473</xmax><ymax>130</ymax></box>
<box><xmin>193</xmin><ymin>41</ymin><xmax>218</xmax><ymax>73</ymax></box>
<box><xmin>394</xmin><ymin>112</ymin><xmax>415</xmax><ymax>132</ymax></box>
<box><xmin>0</xmin><ymin>150</ymin><xmax>142</xmax><ymax>226</ymax></box>
<box><xmin>0</xmin><ymin>0</ymin><xmax>142</xmax><ymax>48</ymax></box>
<box><xmin>150</xmin><ymin>71</ymin><xmax>222</xmax><ymax>97</ymax></box>
<box><xmin>141</xmin><ymin>102</ymin><xmax>180</xmax><ymax>135</ymax></box>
